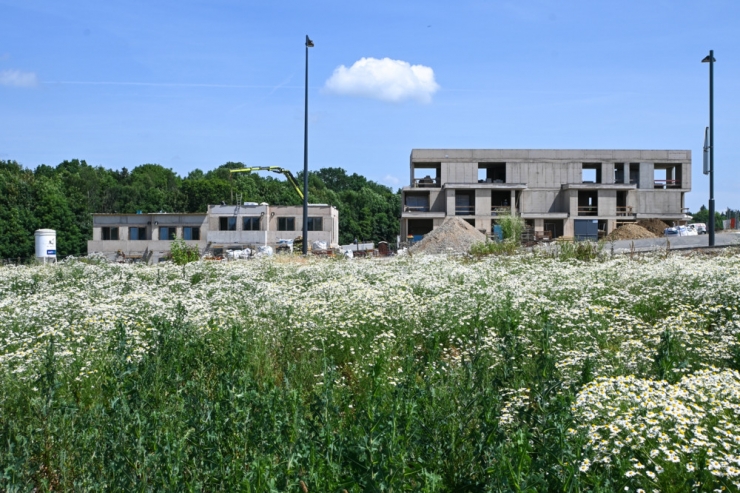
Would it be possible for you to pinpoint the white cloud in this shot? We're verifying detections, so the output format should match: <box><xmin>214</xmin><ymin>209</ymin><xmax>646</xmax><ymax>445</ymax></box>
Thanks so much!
<box><xmin>0</xmin><ymin>69</ymin><xmax>38</xmax><ymax>88</ymax></box>
<box><xmin>324</xmin><ymin>57</ymin><xmax>439</xmax><ymax>103</ymax></box>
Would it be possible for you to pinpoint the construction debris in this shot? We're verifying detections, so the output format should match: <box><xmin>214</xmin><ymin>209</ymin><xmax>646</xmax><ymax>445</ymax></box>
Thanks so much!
<box><xmin>606</xmin><ymin>224</ymin><xmax>658</xmax><ymax>241</ymax></box>
<box><xmin>637</xmin><ymin>219</ymin><xmax>672</xmax><ymax>237</ymax></box>
<box><xmin>409</xmin><ymin>217</ymin><xmax>486</xmax><ymax>255</ymax></box>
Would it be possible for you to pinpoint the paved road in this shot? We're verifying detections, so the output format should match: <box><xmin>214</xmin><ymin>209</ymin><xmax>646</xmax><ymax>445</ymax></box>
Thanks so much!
<box><xmin>606</xmin><ymin>231</ymin><xmax>740</xmax><ymax>253</ymax></box>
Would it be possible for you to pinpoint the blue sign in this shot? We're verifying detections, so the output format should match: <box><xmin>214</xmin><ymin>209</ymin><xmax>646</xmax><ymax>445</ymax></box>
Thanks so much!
<box><xmin>47</xmin><ymin>250</ymin><xmax>56</xmax><ymax>255</ymax></box>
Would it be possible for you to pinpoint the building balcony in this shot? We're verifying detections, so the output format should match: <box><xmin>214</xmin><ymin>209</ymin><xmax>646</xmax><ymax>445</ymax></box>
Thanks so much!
<box><xmin>577</xmin><ymin>206</ymin><xmax>598</xmax><ymax>216</ymax></box>
<box><xmin>616</xmin><ymin>206</ymin><xmax>635</xmax><ymax>217</ymax></box>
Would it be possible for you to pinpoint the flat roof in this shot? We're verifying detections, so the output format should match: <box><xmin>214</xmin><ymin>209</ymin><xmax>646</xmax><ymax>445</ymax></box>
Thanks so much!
<box><xmin>411</xmin><ymin>149</ymin><xmax>691</xmax><ymax>161</ymax></box>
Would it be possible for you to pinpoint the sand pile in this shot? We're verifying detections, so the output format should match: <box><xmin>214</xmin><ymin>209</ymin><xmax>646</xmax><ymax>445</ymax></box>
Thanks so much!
<box><xmin>410</xmin><ymin>217</ymin><xmax>486</xmax><ymax>254</ymax></box>
<box><xmin>606</xmin><ymin>223</ymin><xmax>658</xmax><ymax>241</ymax></box>
<box><xmin>637</xmin><ymin>219</ymin><xmax>671</xmax><ymax>237</ymax></box>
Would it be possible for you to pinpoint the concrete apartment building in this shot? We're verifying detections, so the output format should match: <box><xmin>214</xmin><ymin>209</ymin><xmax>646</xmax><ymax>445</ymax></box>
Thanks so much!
<box><xmin>401</xmin><ymin>149</ymin><xmax>691</xmax><ymax>240</ymax></box>
<box><xmin>88</xmin><ymin>203</ymin><xmax>339</xmax><ymax>262</ymax></box>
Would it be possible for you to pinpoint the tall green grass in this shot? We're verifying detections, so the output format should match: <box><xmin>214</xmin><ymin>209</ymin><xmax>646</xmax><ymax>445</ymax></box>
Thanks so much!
<box><xmin>2</xmin><ymin>256</ymin><xmax>740</xmax><ymax>491</ymax></box>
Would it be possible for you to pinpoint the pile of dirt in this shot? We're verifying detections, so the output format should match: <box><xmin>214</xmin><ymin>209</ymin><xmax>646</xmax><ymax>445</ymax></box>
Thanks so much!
<box><xmin>637</xmin><ymin>219</ymin><xmax>671</xmax><ymax>237</ymax></box>
<box><xmin>606</xmin><ymin>223</ymin><xmax>658</xmax><ymax>241</ymax></box>
<box><xmin>409</xmin><ymin>217</ymin><xmax>486</xmax><ymax>254</ymax></box>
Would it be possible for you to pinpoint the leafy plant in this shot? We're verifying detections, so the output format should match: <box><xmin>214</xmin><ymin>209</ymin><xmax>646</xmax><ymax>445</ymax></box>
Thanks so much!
<box><xmin>170</xmin><ymin>237</ymin><xmax>200</xmax><ymax>265</ymax></box>
<box><xmin>470</xmin><ymin>239</ymin><xmax>520</xmax><ymax>256</ymax></box>
<box><xmin>495</xmin><ymin>214</ymin><xmax>525</xmax><ymax>242</ymax></box>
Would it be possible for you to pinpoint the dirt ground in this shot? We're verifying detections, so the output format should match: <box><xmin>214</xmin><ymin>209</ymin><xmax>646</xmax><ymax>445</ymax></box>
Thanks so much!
<box><xmin>606</xmin><ymin>224</ymin><xmax>658</xmax><ymax>241</ymax></box>
<box><xmin>409</xmin><ymin>217</ymin><xmax>486</xmax><ymax>254</ymax></box>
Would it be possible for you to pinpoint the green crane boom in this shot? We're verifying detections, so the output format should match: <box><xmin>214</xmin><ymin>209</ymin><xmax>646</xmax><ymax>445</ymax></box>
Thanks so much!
<box><xmin>229</xmin><ymin>166</ymin><xmax>304</xmax><ymax>200</ymax></box>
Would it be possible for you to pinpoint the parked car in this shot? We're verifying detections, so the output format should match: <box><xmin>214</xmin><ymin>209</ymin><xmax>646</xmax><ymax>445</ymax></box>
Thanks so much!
<box><xmin>690</xmin><ymin>222</ymin><xmax>707</xmax><ymax>235</ymax></box>
<box><xmin>664</xmin><ymin>226</ymin><xmax>697</xmax><ymax>237</ymax></box>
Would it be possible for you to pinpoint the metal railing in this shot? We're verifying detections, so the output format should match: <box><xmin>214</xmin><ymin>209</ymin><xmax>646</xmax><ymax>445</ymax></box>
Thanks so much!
<box><xmin>455</xmin><ymin>205</ymin><xmax>475</xmax><ymax>215</ymax></box>
<box><xmin>654</xmin><ymin>179</ymin><xmax>681</xmax><ymax>189</ymax></box>
<box><xmin>403</xmin><ymin>205</ymin><xmax>430</xmax><ymax>212</ymax></box>
<box><xmin>577</xmin><ymin>206</ymin><xmax>598</xmax><ymax>216</ymax></box>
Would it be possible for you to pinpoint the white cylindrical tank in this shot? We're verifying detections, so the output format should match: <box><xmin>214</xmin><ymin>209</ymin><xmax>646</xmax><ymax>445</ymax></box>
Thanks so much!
<box><xmin>34</xmin><ymin>229</ymin><xmax>57</xmax><ymax>264</ymax></box>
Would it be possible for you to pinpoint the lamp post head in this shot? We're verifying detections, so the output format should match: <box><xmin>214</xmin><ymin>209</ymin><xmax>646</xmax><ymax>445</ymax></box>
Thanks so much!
<box><xmin>702</xmin><ymin>54</ymin><xmax>715</xmax><ymax>63</ymax></box>
<box><xmin>306</xmin><ymin>36</ymin><xmax>314</xmax><ymax>48</ymax></box>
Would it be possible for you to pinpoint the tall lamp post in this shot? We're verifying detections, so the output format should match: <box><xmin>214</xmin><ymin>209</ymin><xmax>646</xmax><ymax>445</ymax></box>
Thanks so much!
<box><xmin>302</xmin><ymin>35</ymin><xmax>314</xmax><ymax>255</ymax></box>
<box><xmin>702</xmin><ymin>50</ymin><xmax>716</xmax><ymax>247</ymax></box>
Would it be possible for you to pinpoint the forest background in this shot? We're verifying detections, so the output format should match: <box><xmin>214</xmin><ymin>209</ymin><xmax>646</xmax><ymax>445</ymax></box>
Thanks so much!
<box><xmin>0</xmin><ymin>159</ymin><xmax>401</xmax><ymax>259</ymax></box>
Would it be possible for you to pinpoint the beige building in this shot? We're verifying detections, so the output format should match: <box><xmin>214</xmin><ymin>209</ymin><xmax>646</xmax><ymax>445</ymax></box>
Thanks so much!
<box><xmin>88</xmin><ymin>203</ymin><xmax>339</xmax><ymax>262</ymax></box>
<box><xmin>401</xmin><ymin>149</ymin><xmax>691</xmax><ymax>240</ymax></box>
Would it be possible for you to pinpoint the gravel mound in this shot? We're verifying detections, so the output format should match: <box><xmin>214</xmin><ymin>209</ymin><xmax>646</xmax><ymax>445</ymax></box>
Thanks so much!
<box><xmin>410</xmin><ymin>217</ymin><xmax>486</xmax><ymax>254</ymax></box>
<box><xmin>637</xmin><ymin>219</ymin><xmax>671</xmax><ymax>237</ymax></box>
<box><xmin>606</xmin><ymin>223</ymin><xmax>658</xmax><ymax>241</ymax></box>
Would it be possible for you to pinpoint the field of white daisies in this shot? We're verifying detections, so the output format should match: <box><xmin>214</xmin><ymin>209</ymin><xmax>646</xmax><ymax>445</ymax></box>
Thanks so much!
<box><xmin>2</xmin><ymin>251</ymin><xmax>740</xmax><ymax>492</ymax></box>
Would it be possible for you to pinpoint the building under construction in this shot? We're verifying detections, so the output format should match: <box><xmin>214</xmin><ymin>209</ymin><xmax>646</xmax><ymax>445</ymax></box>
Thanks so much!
<box><xmin>401</xmin><ymin>149</ymin><xmax>692</xmax><ymax>241</ymax></box>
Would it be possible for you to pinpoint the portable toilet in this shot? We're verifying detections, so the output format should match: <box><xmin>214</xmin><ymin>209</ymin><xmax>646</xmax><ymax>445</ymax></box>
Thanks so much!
<box><xmin>34</xmin><ymin>229</ymin><xmax>57</xmax><ymax>264</ymax></box>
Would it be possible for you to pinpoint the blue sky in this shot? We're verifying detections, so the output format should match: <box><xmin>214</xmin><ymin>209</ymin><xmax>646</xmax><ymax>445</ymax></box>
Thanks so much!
<box><xmin>1</xmin><ymin>0</ymin><xmax>738</xmax><ymax>212</ymax></box>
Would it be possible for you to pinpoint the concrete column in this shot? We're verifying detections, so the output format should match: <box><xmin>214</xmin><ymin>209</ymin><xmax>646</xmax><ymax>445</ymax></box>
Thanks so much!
<box><xmin>120</xmin><ymin>226</ymin><xmax>129</xmax><ymax>241</ymax></box>
<box><xmin>682</xmin><ymin>162</ymin><xmax>691</xmax><ymax>190</ymax></box>
<box><xmin>639</xmin><ymin>163</ymin><xmax>654</xmax><ymax>189</ymax></box>
<box><xmin>510</xmin><ymin>190</ymin><xmax>517</xmax><ymax>215</ymax></box>
<box><xmin>476</xmin><ymin>189</ymin><xmax>491</xmax><ymax>216</ymax></box>
<box><xmin>445</xmin><ymin>188</ymin><xmax>455</xmax><ymax>217</ymax></box>
<box><xmin>602</xmin><ymin>163</ymin><xmax>615</xmax><ymax>184</ymax></box>
<box><xmin>568</xmin><ymin>190</ymin><xmax>578</xmax><ymax>216</ymax></box>
<box><xmin>535</xmin><ymin>218</ymin><xmax>544</xmax><ymax>232</ymax></box>
<box><xmin>599</xmin><ymin>190</ymin><xmax>616</xmax><ymax>217</ymax></box>
<box><xmin>564</xmin><ymin>219</ymin><xmax>575</xmax><ymax>237</ymax></box>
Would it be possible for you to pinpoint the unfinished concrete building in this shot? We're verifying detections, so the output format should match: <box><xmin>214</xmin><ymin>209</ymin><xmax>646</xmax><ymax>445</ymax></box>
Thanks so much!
<box><xmin>400</xmin><ymin>149</ymin><xmax>691</xmax><ymax>240</ymax></box>
<box><xmin>88</xmin><ymin>203</ymin><xmax>339</xmax><ymax>262</ymax></box>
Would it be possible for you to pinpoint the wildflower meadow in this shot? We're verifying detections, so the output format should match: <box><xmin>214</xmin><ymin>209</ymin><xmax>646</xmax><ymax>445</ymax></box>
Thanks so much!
<box><xmin>1</xmin><ymin>251</ymin><xmax>740</xmax><ymax>491</ymax></box>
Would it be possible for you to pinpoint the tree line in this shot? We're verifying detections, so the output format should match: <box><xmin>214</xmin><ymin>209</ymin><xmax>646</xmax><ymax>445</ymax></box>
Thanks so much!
<box><xmin>0</xmin><ymin>159</ymin><xmax>401</xmax><ymax>259</ymax></box>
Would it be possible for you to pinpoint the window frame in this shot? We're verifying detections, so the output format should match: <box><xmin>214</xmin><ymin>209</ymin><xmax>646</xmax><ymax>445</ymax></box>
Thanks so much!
<box><xmin>159</xmin><ymin>226</ymin><xmax>177</xmax><ymax>241</ymax></box>
<box><xmin>307</xmin><ymin>217</ymin><xmax>323</xmax><ymax>231</ymax></box>
<box><xmin>129</xmin><ymin>226</ymin><xmax>147</xmax><ymax>241</ymax></box>
<box><xmin>277</xmin><ymin>217</ymin><xmax>295</xmax><ymax>231</ymax></box>
<box><xmin>219</xmin><ymin>216</ymin><xmax>237</xmax><ymax>231</ymax></box>
<box><xmin>102</xmin><ymin>226</ymin><xmax>119</xmax><ymax>241</ymax></box>
<box><xmin>242</xmin><ymin>216</ymin><xmax>261</xmax><ymax>231</ymax></box>
<box><xmin>183</xmin><ymin>226</ymin><xmax>200</xmax><ymax>241</ymax></box>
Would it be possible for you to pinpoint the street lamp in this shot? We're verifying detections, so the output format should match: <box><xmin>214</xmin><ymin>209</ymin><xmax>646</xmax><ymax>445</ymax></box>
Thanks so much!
<box><xmin>702</xmin><ymin>50</ymin><xmax>716</xmax><ymax>246</ymax></box>
<box><xmin>302</xmin><ymin>35</ymin><xmax>314</xmax><ymax>255</ymax></box>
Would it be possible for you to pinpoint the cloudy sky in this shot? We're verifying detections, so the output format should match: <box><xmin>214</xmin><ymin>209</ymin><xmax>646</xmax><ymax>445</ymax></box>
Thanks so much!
<box><xmin>1</xmin><ymin>0</ymin><xmax>739</xmax><ymax>211</ymax></box>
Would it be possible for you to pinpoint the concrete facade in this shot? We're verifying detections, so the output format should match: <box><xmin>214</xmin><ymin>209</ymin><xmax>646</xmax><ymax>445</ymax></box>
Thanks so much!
<box><xmin>401</xmin><ymin>149</ymin><xmax>691</xmax><ymax>240</ymax></box>
<box><xmin>88</xmin><ymin>203</ymin><xmax>339</xmax><ymax>262</ymax></box>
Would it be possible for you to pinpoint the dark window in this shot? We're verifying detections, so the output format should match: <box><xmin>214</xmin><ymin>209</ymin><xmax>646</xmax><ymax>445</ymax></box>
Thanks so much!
<box><xmin>219</xmin><ymin>217</ymin><xmax>236</xmax><ymax>231</ymax></box>
<box><xmin>277</xmin><ymin>217</ymin><xmax>295</xmax><ymax>231</ymax></box>
<box><xmin>243</xmin><ymin>216</ymin><xmax>261</xmax><ymax>231</ymax></box>
<box><xmin>183</xmin><ymin>227</ymin><xmax>200</xmax><ymax>240</ymax></box>
<box><xmin>102</xmin><ymin>227</ymin><xmax>119</xmax><ymax>241</ymax></box>
<box><xmin>129</xmin><ymin>227</ymin><xmax>147</xmax><ymax>240</ymax></box>
<box><xmin>159</xmin><ymin>227</ymin><xmax>177</xmax><ymax>240</ymax></box>
<box><xmin>405</xmin><ymin>194</ymin><xmax>429</xmax><ymax>212</ymax></box>
<box><xmin>307</xmin><ymin>217</ymin><xmax>323</xmax><ymax>231</ymax></box>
